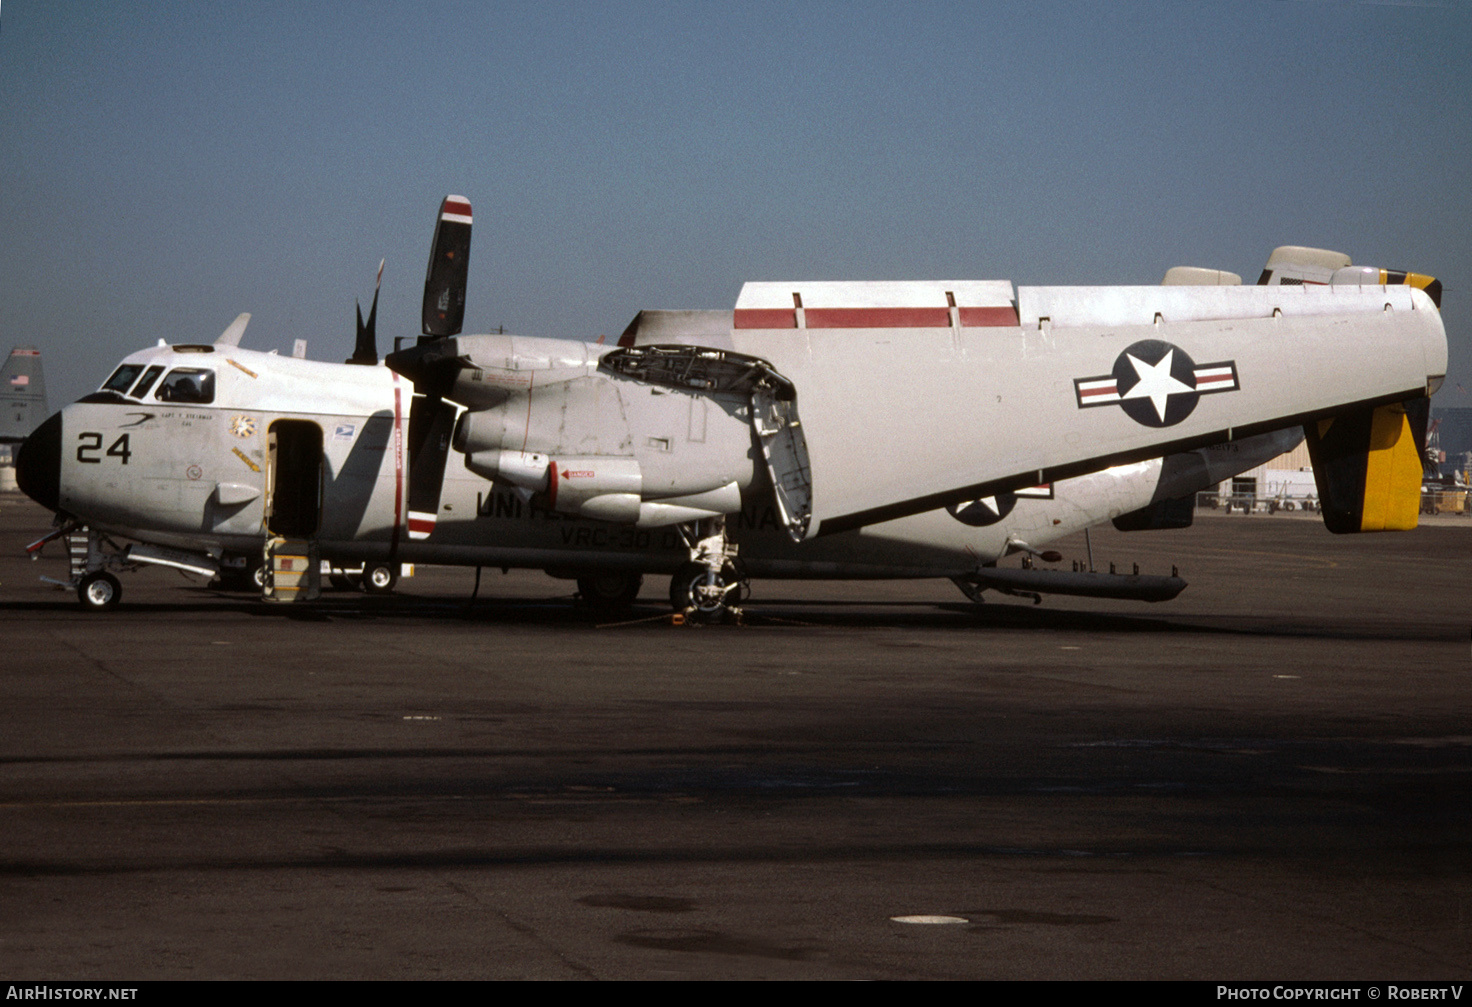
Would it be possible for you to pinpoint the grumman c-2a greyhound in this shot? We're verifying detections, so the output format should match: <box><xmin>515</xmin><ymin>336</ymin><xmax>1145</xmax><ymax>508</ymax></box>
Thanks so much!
<box><xmin>15</xmin><ymin>197</ymin><xmax>1446</xmax><ymax>618</ymax></box>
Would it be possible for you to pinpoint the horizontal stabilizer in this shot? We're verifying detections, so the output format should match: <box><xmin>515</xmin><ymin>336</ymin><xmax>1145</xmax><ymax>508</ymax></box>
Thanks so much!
<box><xmin>1305</xmin><ymin>400</ymin><xmax>1425</xmax><ymax>533</ymax></box>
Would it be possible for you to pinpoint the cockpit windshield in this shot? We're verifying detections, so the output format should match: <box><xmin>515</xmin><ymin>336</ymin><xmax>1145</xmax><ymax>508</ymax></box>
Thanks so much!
<box><xmin>101</xmin><ymin>364</ymin><xmax>144</xmax><ymax>394</ymax></box>
<box><xmin>130</xmin><ymin>365</ymin><xmax>166</xmax><ymax>399</ymax></box>
<box><xmin>155</xmin><ymin>368</ymin><xmax>216</xmax><ymax>404</ymax></box>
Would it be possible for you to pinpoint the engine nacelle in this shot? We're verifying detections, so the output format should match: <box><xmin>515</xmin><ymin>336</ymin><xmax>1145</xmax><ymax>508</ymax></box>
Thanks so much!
<box><xmin>547</xmin><ymin>457</ymin><xmax>642</xmax><ymax>522</ymax></box>
<box><xmin>396</xmin><ymin>337</ymin><xmax>814</xmax><ymax>539</ymax></box>
<box><xmin>464</xmin><ymin>448</ymin><xmax>551</xmax><ymax>491</ymax></box>
<box><xmin>451</xmin><ymin>365</ymin><xmax>758</xmax><ymax>507</ymax></box>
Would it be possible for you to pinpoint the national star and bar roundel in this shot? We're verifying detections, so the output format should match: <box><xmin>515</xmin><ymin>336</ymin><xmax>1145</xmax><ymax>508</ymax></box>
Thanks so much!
<box><xmin>1073</xmin><ymin>339</ymin><xmax>1240</xmax><ymax>427</ymax></box>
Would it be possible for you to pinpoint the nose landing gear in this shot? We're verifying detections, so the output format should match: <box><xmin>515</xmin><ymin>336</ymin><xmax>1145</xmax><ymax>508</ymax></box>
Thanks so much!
<box><xmin>77</xmin><ymin>570</ymin><xmax>122</xmax><ymax>611</ymax></box>
<box><xmin>28</xmin><ymin>525</ymin><xmax>130</xmax><ymax>612</ymax></box>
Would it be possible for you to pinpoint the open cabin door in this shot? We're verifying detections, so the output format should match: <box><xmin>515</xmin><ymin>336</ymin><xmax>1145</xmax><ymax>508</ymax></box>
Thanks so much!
<box><xmin>263</xmin><ymin>419</ymin><xmax>323</xmax><ymax>602</ymax></box>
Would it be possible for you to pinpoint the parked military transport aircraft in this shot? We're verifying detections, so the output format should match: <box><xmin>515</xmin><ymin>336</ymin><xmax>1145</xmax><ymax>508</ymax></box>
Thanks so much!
<box><xmin>14</xmin><ymin>198</ymin><xmax>1446</xmax><ymax>617</ymax></box>
<box><xmin>0</xmin><ymin>346</ymin><xmax>47</xmax><ymax>445</ymax></box>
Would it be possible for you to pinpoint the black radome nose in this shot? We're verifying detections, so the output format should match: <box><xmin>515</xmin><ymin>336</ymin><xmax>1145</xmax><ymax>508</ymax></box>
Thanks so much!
<box><xmin>16</xmin><ymin>410</ymin><xmax>62</xmax><ymax>511</ymax></box>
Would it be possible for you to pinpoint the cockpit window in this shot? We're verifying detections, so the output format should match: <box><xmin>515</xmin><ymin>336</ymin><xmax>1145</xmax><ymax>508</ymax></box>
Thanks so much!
<box><xmin>130</xmin><ymin>365</ymin><xmax>165</xmax><ymax>399</ymax></box>
<box><xmin>102</xmin><ymin>364</ymin><xmax>144</xmax><ymax>393</ymax></box>
<box><xmin>155</xmin><ymin>368</ymin><xmax>216</xmax><ymax>404</ymax></box>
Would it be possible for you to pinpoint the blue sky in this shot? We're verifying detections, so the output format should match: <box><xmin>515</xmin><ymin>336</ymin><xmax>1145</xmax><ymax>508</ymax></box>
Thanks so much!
<box><xmin>2</xmin><ymin>0</ymin><xmax>1469</xmax><ymax>408</ymax></box>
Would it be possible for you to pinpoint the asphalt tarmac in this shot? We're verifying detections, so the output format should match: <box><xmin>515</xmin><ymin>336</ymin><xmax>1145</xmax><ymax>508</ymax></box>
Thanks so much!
<box><xmin>0</xmin><ymin>494</ymin><xmax>1467</xmax><ymax>979</ymax></box>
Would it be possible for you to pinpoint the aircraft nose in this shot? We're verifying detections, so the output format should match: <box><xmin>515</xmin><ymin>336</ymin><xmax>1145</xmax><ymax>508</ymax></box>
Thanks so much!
<box><xmin>15</xmin><ymin>410</ymin><xmax>62</xmax><ymax>511</ymax></box>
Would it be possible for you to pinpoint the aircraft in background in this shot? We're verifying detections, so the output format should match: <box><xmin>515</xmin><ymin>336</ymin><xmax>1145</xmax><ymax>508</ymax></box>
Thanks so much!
<box><xmin>0</xmin><ymin>346</ymin><xmax>48</xmax><ymax>492</ymax></box>
<box><xmin>13</xmin><ymin>198</ymin><xmax>1446</xmax><ymax>617</ymax></box>
<box><xmin>0</xmin><ymin>347</ymin><xmax>48</xmax><ymax>445</ymax></box>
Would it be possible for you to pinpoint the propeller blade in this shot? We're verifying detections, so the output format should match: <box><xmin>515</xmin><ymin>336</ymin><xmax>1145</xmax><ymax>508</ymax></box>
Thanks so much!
<box><xmin>405</xmin><ymin>396</ymin><xmax>459</xmax><ymax>539</ymax></box>
<box><xmin>348</xmin><ymin>259</ymin><xmax>384</xmax><ymax>365</ymax></box>
<box><xmin>390</xmin><ymin>197</ymin><xmax>474</xmax><ymax>539</ymax></box>
<box><xmin>421</xmin><ymin>195</ymin><xmax>472</xmax><ymax>341</ymax></box>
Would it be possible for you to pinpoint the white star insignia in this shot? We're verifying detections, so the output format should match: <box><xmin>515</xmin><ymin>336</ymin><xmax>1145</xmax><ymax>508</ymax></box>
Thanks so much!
<box><xmin>1121</xmin><ymin>350</ymin><xmax>1194</xmax><ymax>421</ymax></box>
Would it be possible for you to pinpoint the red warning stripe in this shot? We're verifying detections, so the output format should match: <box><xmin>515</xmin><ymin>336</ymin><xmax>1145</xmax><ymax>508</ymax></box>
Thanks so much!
<box><xmin>391</xmin><ymin>376</ymin><xmax>404</xmax><ymax>551</ymax></box>
<box><xmin>734</xmin><ymin>305</ymin><xmax>1019</xmax><ymax>329</ymax></box>
<box><xmin>804</xmin><ymin>307</ymin><xmax>952</xmax><ymax>328</ymax></box>
<box><xmin>958</xmin><ymin>305</ymin><xmax>1019</xmax><ymax>327</ymax></box>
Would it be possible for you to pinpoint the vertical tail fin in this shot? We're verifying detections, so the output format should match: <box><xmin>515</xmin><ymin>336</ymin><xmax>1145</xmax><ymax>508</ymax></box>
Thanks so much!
<box><xmin>1305</xmin><ymin>400</ymin><xmax>1425</xmax><ymax>533</ymax></box>
<box><xmin>0</xmin><ymin>347</ymin><xmax>48</xmax><ymax>445</ymax></box>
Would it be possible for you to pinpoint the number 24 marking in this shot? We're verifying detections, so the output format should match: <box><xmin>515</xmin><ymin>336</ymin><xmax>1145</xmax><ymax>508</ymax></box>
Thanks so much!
<box><xmin>76</xmin><ymin>432</ymin><xmax>132</xmax><ymax>465</ymax></box>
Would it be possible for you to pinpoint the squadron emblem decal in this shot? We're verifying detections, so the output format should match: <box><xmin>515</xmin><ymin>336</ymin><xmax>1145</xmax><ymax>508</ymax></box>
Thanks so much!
<box><xmin>229</xmin><ymin>415</ymin><xmax>257</xmax><ymax>438</ymax></box>
<box><xmin>1074</xmin><ymin>339</ymin><xmax>1239</xmax><ymax>427</ymax></box>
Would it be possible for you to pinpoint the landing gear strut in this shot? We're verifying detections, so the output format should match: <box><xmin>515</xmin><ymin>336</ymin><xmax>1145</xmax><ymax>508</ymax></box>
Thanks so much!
<box><xmin>33</xmin><ymin>525</ymin><xmax>134</xmax><ymax>612</ymax></box>
<box><xmin>670</xmin><ymin>516</ymin><xmax>745</xmax><ymax>622</ymax></box>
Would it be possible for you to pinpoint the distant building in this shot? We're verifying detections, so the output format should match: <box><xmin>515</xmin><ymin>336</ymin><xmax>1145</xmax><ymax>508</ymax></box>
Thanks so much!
<box><xmin>1432</xmin><ymin>407</ymin><xmax>1472</xmax><ymax>478</ymax></box>
<box><xmin>1210</xmin><ymin>437</ymin><xmax>1316</xmax><ymax>508</ymax></box>
<box><xmin>1209</xmin><ymin>407</ymin><xmax>1472</xmax><ymax>509</ymax></box>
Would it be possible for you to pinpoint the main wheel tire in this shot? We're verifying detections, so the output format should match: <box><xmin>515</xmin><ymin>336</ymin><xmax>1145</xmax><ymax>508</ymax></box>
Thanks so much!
<box><xmin>668</xmin><ymin>562</ymin><xmax>737</xmax><ymax>620</ymax></box>
<box><xmin>364</xmin><ymin>563</ymin><xmax>398</xmax><ymax>594</ymax></box>
<box><xmin>77</xmin><ymin>571</ymin><xmax>121</xmax><ymax>611</ymax></box>
<box><xmin>577</xmin><ymin>573</ymin><xmax>644</xmax><ymax>611</ymax></box>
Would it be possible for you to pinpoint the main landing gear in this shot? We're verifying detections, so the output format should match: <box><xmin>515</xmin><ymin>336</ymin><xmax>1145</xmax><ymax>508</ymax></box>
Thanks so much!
<box><xmin>669</xmin><ymin>516</ymin><xmax>746</xmax><ymax>623</ymax></box>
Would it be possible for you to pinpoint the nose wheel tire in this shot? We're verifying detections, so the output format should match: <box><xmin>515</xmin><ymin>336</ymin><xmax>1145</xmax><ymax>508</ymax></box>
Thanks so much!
<box><xmin>364</xmin><ymin>563</ymin><xmax>398</xmax><ymax>594</ymax></box>
<box><xmin>78</xmin><ymin>571</ymin><xmax>121</xmax><ymax>611</ymax></box>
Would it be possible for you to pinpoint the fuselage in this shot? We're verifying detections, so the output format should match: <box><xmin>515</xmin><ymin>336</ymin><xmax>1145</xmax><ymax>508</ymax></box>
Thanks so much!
<box><xmin>18</xmin><ymin>338</ymin><xmax>1269</xmax><ymax>579</ymax></box>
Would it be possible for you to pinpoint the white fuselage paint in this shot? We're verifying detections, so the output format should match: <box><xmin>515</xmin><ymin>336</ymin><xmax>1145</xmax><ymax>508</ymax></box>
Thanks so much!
<box><xmin>52</xmin><ymin>339</ymin><xmax>1275</xmax><ymax>580</ymax></box>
